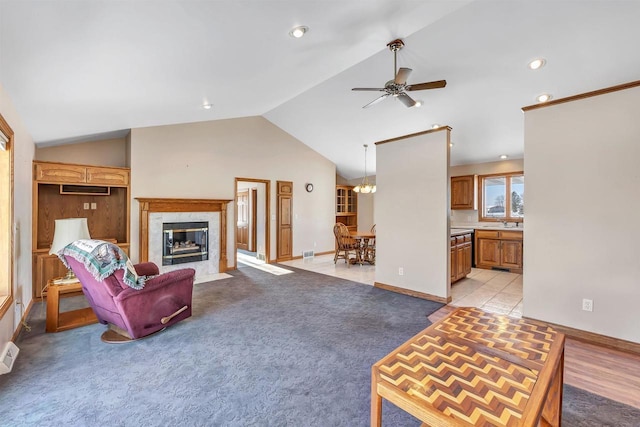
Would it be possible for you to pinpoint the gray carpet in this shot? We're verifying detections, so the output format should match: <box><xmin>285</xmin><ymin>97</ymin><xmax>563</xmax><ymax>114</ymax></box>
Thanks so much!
<box><xmin>1</xmin><ymin>266</ymin><xmax>639</xmax><ymax>426</ymax></box>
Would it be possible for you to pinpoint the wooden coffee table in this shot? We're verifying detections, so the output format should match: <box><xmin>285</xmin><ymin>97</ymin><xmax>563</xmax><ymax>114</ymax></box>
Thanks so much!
<box><xmin>371</xmin><ymin>307</ymin><xmax>565</xmax><ymax>426</ymax></box>
<box><xmin>45</xmin><ymin>278</ymin><xmax>98</xmax><ymax>333</ymax></box>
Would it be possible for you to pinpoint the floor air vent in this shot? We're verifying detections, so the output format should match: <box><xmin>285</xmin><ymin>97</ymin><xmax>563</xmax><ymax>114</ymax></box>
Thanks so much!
<box><xmin>0</xmin><ymin>342</ymin><xmax>19</xmax><ymax>375</ymax></box>
<box><xmin>302</xmin><ymin>250</ymin><xmax>314</xmax><ymax>259</ymax></box>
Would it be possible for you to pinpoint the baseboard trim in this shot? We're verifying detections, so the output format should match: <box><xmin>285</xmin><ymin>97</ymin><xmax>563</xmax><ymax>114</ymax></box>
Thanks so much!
<box><xmin>523</xmin><ymin>315</ymin><xmax>640</xmax><ymax>356</ymax></box>
<box><xmin>11</xmin><ymin>299</ymin><xmax>34</xmax><ymax>342</ymax></box>
<box><xmin>374</xmin><ymin>282</ymin><xmax>451</xmax><ymax>304</ymax></box>
<box><xmin>291</xmin><ymin>250</ymin><xmax>334</xmax><ymax>261</ymax></box>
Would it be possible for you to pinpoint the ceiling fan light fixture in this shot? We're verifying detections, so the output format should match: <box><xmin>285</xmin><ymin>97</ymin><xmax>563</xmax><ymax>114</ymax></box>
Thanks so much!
<box><xmin>289</xmin><ymin>26</ymin><xmax>308</xmax><ymax>38</ymax></box>
<box><xmin>415</xmin><ymin>100</ymin><xmax>423</xmax><ymax>107</ymax></box>
<box><xmin>354</xmin><ymin>144</ymin><xmax>376</xmax><ymax>194</ymax></box>
<box><xmin>528</xmin><ymin>58</ymin><xmax>546</xmax><ymax>70</ymax></box>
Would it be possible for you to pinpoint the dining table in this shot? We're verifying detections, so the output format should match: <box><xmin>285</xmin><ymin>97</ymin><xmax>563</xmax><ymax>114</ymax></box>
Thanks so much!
<box><xmin>349</xmin><ymin>230</ymin><xmax>376</xmax><ymax>265</ymax></box>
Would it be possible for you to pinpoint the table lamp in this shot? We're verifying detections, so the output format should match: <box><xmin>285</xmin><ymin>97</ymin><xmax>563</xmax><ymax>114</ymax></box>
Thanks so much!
<box><xmin>49</xmin><ymin>218</ymin><xmax>91</xmax><ymax>284</ymax></box>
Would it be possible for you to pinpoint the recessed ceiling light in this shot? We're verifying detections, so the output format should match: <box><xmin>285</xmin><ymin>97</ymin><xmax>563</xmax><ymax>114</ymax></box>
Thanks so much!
<box><xmin>203</xmin><ymin>103</ymin><xmax>213</xmax><ymax>110</ymax></box>
<box><xmin>449</xmin><ymin>142</ymin><xmax>454</xmax><ymax>147</ymax></box>
<box><xmin>500</xmin><ymin>154</ymin><xmax>508</xmax><ymax>160</ymax></box>
<box><xmin>536</xmin><ymin>93</ymin><xmax>552</xmax><ymax>103</ymax></box>
<box><xmin>431</xmin><ymin>124</ymin><xmax>440</xmax><ymax>129</ymax></box>
<box><xmin>528</xmin><ymin>58</ymin><xmax>546</xmax><ymax>70</ymax></box>
<box><xmin>414</xmin><ymin>100</ymin><xmax>423</xmax><ymax>108</ymax></box>
<box><xmin>289</xmin><ymin>26</ymin><xmax>308</xmax><ymax>38</ymax></box>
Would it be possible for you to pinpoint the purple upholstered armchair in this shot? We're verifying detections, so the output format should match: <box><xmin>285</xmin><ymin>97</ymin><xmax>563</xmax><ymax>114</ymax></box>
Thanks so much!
<box><xmin>61</xmin><ymin>240</ymin><xmax>195</xmax><ymax>343</ymax></box>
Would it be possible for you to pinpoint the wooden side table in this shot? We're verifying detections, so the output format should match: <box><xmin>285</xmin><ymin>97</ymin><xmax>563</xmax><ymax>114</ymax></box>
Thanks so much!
<box><xmin>372</xmin><ymin>307</ymin><xmax>565</xmax><ymax>426</ymax></box>
<box><xmin>45</xmin><ymin>278</ymin><xmax>98</xmax><ymax>333</ymax></box>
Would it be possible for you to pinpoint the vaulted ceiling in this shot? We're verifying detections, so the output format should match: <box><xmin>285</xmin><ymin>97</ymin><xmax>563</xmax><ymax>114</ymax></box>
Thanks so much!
<box><xmin>1</xmin><ymin>1</ymin><xmax>639</xmax><ymax>179</ymax></box>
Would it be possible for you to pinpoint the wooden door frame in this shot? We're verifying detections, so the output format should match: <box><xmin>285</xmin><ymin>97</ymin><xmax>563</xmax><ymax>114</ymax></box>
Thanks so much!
<box><xmin>250</xmin><ymin>188</ymin><xmax>257</xmax><ymax>252</ymax></box>
<box><xmin>234</xmin><ymin>177</ymin><xmax>271</xmax><ymax>268</ymax></box>
<box><xmin>236</xmin><ymin>188</ymin><xmax>249</xmax><ymax>251</ymax></box>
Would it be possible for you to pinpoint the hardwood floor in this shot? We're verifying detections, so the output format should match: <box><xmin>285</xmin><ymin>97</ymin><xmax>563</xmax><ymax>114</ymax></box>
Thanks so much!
<box><xmin>281</xmin><ymin>255</ymin><xmax>640</xmax><ymax>411</ymax></box>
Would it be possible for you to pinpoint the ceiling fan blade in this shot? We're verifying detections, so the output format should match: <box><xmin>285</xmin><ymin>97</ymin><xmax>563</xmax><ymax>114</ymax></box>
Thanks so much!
<box><xmin>363</xmin><ymin>94</ymin><xmax>390</xmax><ymax>108</ymax></box>
<box><xmin>396</xmin><ymin>92</ymin><xmax>416</xmax><ymax>108</ymax></box>
<box><xmin>352</xmin><ymin>87</ymin><xmax>386</xmax><ymax>91</ymax></box>
<box><xmin>394</xmin><ymin>67</ymin><xmax>412</xmax><ymax>85</ymax></box>
<box><xmin>406</xmin><ymin>80</ymin><xmax>447</xmax><ymax>91</ymax></box>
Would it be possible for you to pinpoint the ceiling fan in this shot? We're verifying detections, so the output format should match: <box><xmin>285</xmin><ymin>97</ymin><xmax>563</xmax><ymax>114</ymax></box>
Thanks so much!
<box><xmin>352</xmin><ymin>39</ymin><xmax>446</xmax><ymax>108</ymax></box>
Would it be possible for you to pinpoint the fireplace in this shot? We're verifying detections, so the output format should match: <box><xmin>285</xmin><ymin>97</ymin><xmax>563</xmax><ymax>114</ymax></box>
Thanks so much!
<box><xmin>162</xmin><ymin>221</ymin><xmax>209</xmax><ymax>265</ymax></box>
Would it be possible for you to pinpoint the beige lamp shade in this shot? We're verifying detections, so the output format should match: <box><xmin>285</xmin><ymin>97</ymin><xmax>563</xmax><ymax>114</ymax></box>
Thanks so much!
<box><xmin>49</xmin><ymin>218</ymin><xmax>91</xmax><ymax>255</ymax></box>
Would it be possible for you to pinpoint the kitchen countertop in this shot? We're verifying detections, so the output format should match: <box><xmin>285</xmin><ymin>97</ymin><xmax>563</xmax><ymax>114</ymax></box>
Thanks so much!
<box><xmin>452</xmin><ymin>225</ymin><xmax>524</xmax><ymax>233</ymax></box>
<box><xmin>450</xmin><ymin>229</ymin><xmax>474</xmax><ymax>236</ymax></box>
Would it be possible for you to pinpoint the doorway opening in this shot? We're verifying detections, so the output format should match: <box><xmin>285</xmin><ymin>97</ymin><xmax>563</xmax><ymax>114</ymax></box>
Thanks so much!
<box><xmin>235</xmin><ymin>178</ymin><xmax>270</xmax><ymax>269</ymax></box>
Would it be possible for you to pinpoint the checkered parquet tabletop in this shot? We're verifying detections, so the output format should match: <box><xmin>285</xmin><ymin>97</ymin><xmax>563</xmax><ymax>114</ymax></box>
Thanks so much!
<box><xmin>373</xmin><ymin>307</ymin><xmax>565</xmax><ymax>426</ymax></box>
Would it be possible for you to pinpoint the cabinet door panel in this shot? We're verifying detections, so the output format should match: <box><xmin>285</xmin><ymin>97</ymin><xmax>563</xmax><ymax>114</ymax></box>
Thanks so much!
<box><xmin>35</xmin><ymin>163</ymin><xmax>86</xmax><ymax>183</ymax></box>
<box><xmin>450</xmin><ymin>246</ymin><xmax>456</xmax><ymax>282</ymax></box>
<box><xmin>451</xmin><ymin>175</ymin><xmax>475</xmax><ymax>210</ymax></box>
<box><xmin>462</xmin><ymin>243</ymin><xmax>472</xmax><ymax>275</ymax></box>
<box><xmin>86</xmin><ymin>167</ymin><xmax>129</xmax><ymax>186</ymax></box>
<box><xmin>501</xmin><ymin>240</ymin><xmax>523</xmax><ymax>269</ymax></box>
<box><xmin>477</xmin><ymin>238</ymin><xmax>501</xmax><ymax>266</ymax></box>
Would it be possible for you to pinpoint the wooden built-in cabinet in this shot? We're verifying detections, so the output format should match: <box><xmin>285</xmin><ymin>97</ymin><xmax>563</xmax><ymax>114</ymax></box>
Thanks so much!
<box><xmin>475</xmin><ymin>229</ymin><xmax>523</xmax><ymax>273</ymax></box>
<box><xmin>451</xmin><ymin>175</ymin><xmax>477</xmax><ymax>210</ymax></box>
<box><xmin>32</xmin><ymin>161</ymin><xmax>131</xmax><ymax>298</ymax></box>
<box><xmin>335</xmin><ymin>185</ymin><xmax>357</xmax><ymax>231</ymax></box>
<box><xmin>451</xmin><ymin>233</ymin><xmax>472</xmax><ymax>283</ymax></box>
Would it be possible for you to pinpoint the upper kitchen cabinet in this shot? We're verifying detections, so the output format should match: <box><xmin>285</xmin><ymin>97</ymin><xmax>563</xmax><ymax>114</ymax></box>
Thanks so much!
<box><xmin>451</xmin><ymin>175</ymin><xmax>477</xmax><ymax>210</ymax></box>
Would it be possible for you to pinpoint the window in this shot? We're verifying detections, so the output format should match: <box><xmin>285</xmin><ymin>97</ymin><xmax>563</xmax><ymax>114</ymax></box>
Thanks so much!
<box><xmin>478</xmin><ymin>172</ymin><xmax>524</xmax><ymax>222</ymax></box>
<box><xmin>0</xmin><ymin>114</ymin><xmax>14</xmax><ymax>319</ymax></box>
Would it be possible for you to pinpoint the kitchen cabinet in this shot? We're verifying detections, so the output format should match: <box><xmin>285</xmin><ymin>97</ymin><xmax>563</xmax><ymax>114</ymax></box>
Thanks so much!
<box><xmin>335</xmin><ymin>185</ymin><xmax>357</xmax><ymax>231</ymax></box>
<box><xmin>451</xmin><ymin>232</ymin><xmax>472</xmax><ymax>283</ymax></box>
<box><xmin>35</xmin><ymin>161</ymin><xmax>129</xmax><ymax>186</ymax></box>
<box><xmin>451</xmin><ymin>175</ymin><xmax>477</xmax><ymax>210</ymax></box>
<box><xmin>475</xmin><ymin>229</ymin><xmax>523</xmax><ymax>273</ymax></box>
<box><xmin>32</xmin><ymin>160</ymin><xmax>131</xmax><ymax>298</ymax></box>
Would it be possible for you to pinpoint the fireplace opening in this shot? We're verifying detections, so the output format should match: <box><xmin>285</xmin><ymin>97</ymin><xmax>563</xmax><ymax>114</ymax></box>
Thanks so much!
<box><xmin>163</xmin><ymin>221</ymin><xmax>209</xmax><ymax>265</ymax></box>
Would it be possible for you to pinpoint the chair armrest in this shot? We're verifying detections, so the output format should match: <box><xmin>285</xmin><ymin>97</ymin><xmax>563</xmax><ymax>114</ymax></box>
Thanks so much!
<box><xmin>115</xmin><ymin>268</ymin><xmax>195</xmax><ymax>302</ymax></box>
<box><xmin>134</xmin><ymin>262</ymin><xmax>160</xmax><ymax>277</ymax></box>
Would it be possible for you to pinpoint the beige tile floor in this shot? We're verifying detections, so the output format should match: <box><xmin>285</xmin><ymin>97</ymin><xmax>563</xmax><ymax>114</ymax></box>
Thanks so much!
<box><xmin>280</xmin><ymin>254</ymin><xmax>523</xmax><ymax>317</ymax></box>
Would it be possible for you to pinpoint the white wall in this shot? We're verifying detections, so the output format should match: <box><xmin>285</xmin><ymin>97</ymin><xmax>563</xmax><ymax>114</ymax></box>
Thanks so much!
<box><xmin>129</xmin><ymin>116</ymin><xmax>336</xmax><ymax>266</ymax></box>
<box><xmin>375</xmin><ymin>129</ymin><xmax>450</xmax><ymax>300</ymax></box>
<box><xmin>524</xmin><ymin>84</ymin><xmax>640</xmax><ymax>343</ymax></box>
<box><xmin>35</xmin><ymin>137</ymin><xmax>128</xmax><ymax>167</ymax></box>
<box><xmin>0</xmin><ymin>84</ymin><xmax>34</xmax><ymax>346</ymax></box>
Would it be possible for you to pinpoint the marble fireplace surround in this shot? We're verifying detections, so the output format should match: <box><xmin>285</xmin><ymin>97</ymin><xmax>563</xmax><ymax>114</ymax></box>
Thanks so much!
<box><xmin>136</xmin><ymin>198</ymin><xmax>232</xmax><ymax>280</ymax></box>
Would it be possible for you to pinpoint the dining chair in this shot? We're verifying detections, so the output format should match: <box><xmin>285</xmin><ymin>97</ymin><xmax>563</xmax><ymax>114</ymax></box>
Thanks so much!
<box><xmin>366</xmin><ymin>224</ymin><xmax>376</xmax><ymax>263</ymax></box>
<box><xmin>333</xmin><ymin>223</ymin><xmax>358</xmax><ymax>266</ymax></box>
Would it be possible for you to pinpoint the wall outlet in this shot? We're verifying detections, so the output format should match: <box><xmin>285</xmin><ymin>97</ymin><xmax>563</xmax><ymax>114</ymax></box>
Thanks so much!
<box><xmin>83</xmin><ymin>203</ymin><xmax>89</xmax><ymax>210</ymax></box>
<box><xmin>91</xmin><ymin>202</ymin><xmax>97</xmax><ymax>210</ymax></box>
<box><xmin>398</xmin><ymin>267</ymin><xmax>404</xmax><ymax>276</ymax></box>
<box><xmin>582</xmin><ymin>298</ymin><xmax>593</xmax><ymax>312</ymax></box>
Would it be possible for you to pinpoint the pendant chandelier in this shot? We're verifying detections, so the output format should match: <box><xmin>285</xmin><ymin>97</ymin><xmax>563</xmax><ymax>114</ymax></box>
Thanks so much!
<box><xmin>353</xmin><ymin>144</ymin><xmax>376</xmax><ymax>194</ymax></box>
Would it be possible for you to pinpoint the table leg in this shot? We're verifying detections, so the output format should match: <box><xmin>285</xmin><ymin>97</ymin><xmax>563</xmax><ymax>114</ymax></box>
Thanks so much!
<box><xmin>371</xmin><ymin>368</ymin><xmax>382</xmax><ymax>427</ymax></box>
<box><xmin>46</xmin><ymin>285</ymin><xmax>60</xmax><ymax>333</ymax></box>
<box><xmin>541</xmin><ymin>348</ymin><xmax>564</xmax><ymax>426</ymax></box>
